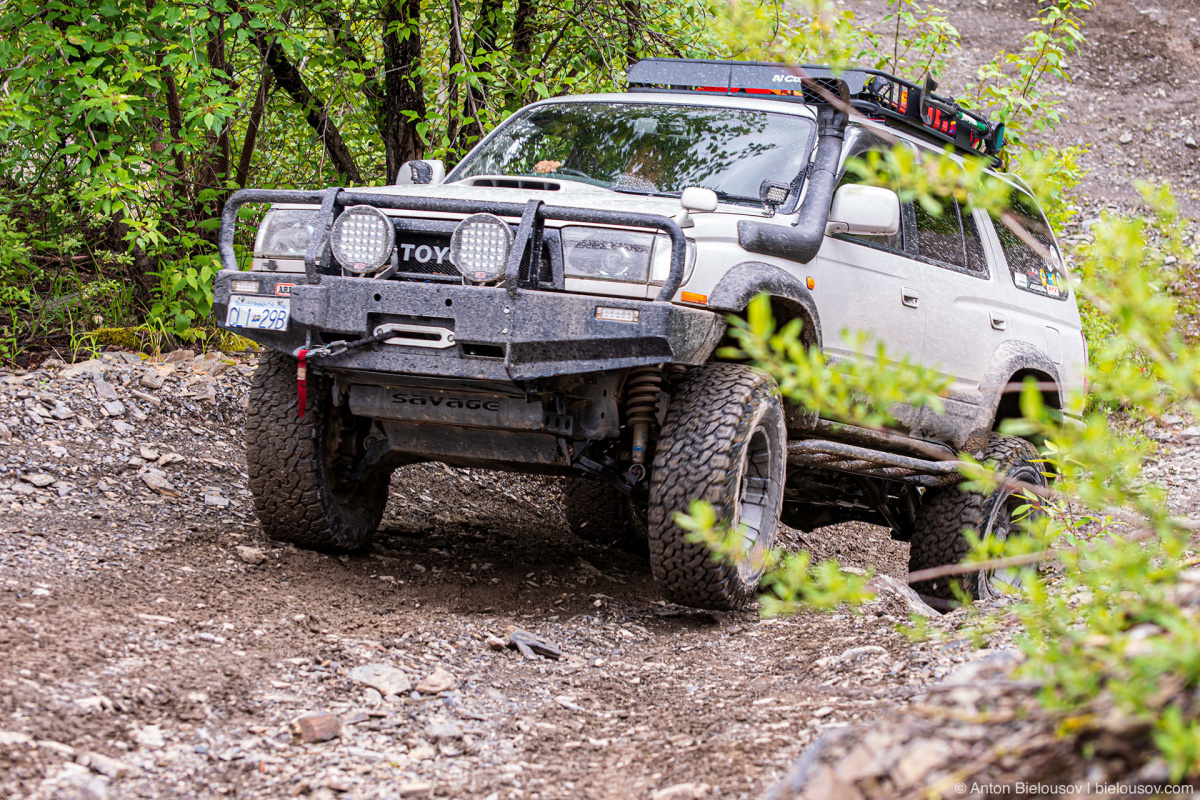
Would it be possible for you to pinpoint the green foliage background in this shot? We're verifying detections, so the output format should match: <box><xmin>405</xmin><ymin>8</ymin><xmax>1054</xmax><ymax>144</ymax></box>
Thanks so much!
<box><xmin>0</xmin><ymin>0</ymin><xmax>1100</xmax><ymax>361</ymax></box>
<box><xmin>0</xmin><ymin>0</ymin><xmax>724</xmax><ymax>359</ymax></box>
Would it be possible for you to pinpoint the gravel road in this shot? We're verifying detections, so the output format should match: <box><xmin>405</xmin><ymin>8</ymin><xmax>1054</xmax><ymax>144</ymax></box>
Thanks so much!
<box><xmin>0</xmin><ymin>352</ymin><xmax>1004</xmax><ymax>800</ymax></box>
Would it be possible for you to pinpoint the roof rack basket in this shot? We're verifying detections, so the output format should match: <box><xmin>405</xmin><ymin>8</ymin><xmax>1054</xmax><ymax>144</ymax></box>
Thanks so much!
<box><xmin>626</xmin><ymin>58</ymin><xmax>1004</xmax><ymax>162</ymax></box>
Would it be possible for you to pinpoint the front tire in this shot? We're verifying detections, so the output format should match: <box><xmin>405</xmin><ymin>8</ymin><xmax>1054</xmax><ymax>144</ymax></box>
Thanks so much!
<box><xmin>647</xmin><ymin>364</ymin><xmax>786</xmax><ymax>610</ymax></box>
<box><xmin>908</xmin><ymin>435</ymin><xmax>1046</xmax><ymax>601</ymax></box>
<box><xmin>246</xmin><ymin>350</ymin><xmax>390</xmax><ymax>551</ymax></box>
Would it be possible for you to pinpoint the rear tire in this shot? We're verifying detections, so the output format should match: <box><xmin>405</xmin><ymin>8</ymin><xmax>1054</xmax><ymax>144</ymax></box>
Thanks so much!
<box><xmin>562</xmin><ymin>478</ymin><xmax>647</xmax><ymax>552</ymax></box>
<box><xmin>647</xmin><ymin>364</ymin><xmax>786</xmax><ymax>610</ymax></box>
<box><xmin>246</xmin><ymin>350</ymin><xmax>390</xmax><ymax>551</ymax></box>
<box><xmin>908</xmin><ymin>435</ymin><xmax>1045</xmax><ymax>601</ymax></box>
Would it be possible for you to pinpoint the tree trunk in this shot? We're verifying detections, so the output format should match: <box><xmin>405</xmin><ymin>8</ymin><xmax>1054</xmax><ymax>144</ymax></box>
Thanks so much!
<box><xmin>54</xmin><ymin>13</ymin><xmax>158</xmax><ymax>307</ymax></box>
<box><xmin>621</xmin><ymin>0</ymin><xmax>643</xmax><ymax>66</ymax></box>
<box><xmin>510</xmin><ymin>0</ymin><xmax>537</xmax><ymax>106</ymax></box>
<box><xmin>513</xmin><ymin>0</ymin><xmax>537</xmax><ymax>60</ymax></box>
<box><xmin>161</xmin><ymin>70</ymin><xmax>188</xmax><ymax>196</ymax></box>
<box><xmin>236</xmin><ymin>63</ymin><xmax>273</xmax><ymax>187</ymax></box>
<box><xmin>381</xmin><ymin>0</ymin><xmax>425</xmax><ymax>181</ymax></box>
<box><xmin>467</xmin><ymin>0</ymin><xmax>503</xmax><ymax>116</ymax></box>
<box><xmin>320</xmin><ymin>8</ymin><xmax>386</xmax><ymax>144</ymax></box>
<box><xmin>196</xmin><ymin>20</ymin><xmax>232</xmax><ymax>234</ymax></box>
<box><xmin>255</xmin><ymin>35</ymin><xmax>362</xmax><ymax>184</ymax></box>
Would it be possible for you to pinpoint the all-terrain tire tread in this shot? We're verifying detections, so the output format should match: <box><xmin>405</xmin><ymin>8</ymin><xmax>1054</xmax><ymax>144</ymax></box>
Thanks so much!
<box><xmin>245</xmin><ymin>350</ymin><xmax>388</xmax><ymax>551</ymax></box>
<box><xmin>908</xmin><ymin>435</ymin><xmax>1041</xmax><ymax>599</ymax></box>
<box><xmin>648</xmin><ymin>364</ymin><xmax>785</xmax><ymax>611</ymax></box>
<box><xmin>562</xmin><ymin>479</ymin><xmax>635</xmax><ymax>546</ymax></box>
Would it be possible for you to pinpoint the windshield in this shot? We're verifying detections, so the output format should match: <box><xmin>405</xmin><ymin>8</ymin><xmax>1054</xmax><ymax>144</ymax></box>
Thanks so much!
<box><xmin>451</xmin><ymin>102</ymin><xmax>816</xmax><ymax>203</ymax></box>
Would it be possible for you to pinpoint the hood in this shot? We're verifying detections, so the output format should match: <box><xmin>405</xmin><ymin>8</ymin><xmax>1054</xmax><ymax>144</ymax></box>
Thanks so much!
<box><xmin>349</xmin><ymin>176</ymin><xmax>685</xmax><ymax>220</ymax></box>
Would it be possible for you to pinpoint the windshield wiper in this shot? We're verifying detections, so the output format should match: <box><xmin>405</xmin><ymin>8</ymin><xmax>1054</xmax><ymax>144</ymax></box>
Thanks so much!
<box><xmin>711</xmin><ymin>190</ymin><xmax>760</xmax><ymax>203</ymax></box>
<box><xmin>612</xmin><ymin>187</ymin><xmax>761</xmax><ymax>203</ymax></box>
<box><xmin>644</xmin><ymin>189</ymin><xmax>760</xmax><ymax>203</ymax></box>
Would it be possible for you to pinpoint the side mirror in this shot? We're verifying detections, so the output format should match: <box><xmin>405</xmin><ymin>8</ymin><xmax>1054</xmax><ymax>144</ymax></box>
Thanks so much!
<box><xmin>674</xmin><ymin>186</ymin><xmax>719</xmax><ymax>227</ymax></box>
<box><xmin>396</xmin><ymin>159</ymin><xmax>446</xmax><ymax>186</ymax></box>
<box><xmin>825</xmin><ymin>184</ymin><xmax>901</xmax><ymax>236</ymax></box>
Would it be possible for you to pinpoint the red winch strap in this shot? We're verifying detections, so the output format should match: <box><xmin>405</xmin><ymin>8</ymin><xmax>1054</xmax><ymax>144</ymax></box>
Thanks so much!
<box><xmin>296</xmin><ymin>349</ymin><xmax>308</xmax><ymax>419</ymax></box>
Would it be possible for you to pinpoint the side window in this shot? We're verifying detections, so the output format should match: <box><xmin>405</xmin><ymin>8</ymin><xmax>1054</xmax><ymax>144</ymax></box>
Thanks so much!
<box><xmin>912</xmin><ymin>194</ymin><xmax>967</xmax><ymax>269</ymax></box>
<box><xmin>992</xmin><ymin>191</ymin><xmax>1068</xmax><ymax>300</ymax></box>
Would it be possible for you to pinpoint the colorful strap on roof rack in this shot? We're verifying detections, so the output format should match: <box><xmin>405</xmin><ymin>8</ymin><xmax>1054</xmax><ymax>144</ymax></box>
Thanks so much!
<box><xmin>626</xmin><ymin>58</ymin><xmax>1005</xmax><ymax>160</ymax></box>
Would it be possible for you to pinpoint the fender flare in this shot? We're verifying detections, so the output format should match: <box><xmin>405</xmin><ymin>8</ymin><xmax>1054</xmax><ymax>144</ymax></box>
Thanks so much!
<box><xmin>880</xmin><ymin>338</ymin><xmax>1065</xmax><ymax>457</ymax></box>
<box><xmin>979</xmin><ymin>340</ymin><xmax>1064</xmax><ymax>417</ymax></box>
<box><xmin>707</xmin><ymin>261</ymin><xmax>822</xmax><ymax>348</ymax></box>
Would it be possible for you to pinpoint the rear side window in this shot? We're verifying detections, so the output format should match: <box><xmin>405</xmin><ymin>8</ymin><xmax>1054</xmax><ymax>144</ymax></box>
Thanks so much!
<box><xmin>992</xmin><ymin>191</ymin><xmax>1068</xmax><ymax>300</ymax></box>
<box><xmin>912</xmin><ymin>195</ymin><xmax>988</xmax><ymax>277</ymax></box>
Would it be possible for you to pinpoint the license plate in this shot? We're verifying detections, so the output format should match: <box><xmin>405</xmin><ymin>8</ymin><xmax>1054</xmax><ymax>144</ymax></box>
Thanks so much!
<box><xmin>226</xmin><ymin>296</ymin><xmax>290</xmax><ymax>331</ymax></box>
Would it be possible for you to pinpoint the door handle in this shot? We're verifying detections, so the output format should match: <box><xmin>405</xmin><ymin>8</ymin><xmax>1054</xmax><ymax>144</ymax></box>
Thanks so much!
<box><xmin>901</xmin><ymin>287</ymin><xmax>920</xmax><ymax>308</ymax></box>
<box><xmin>990</xmin><ymin>312</ymin><xmax>1007</xmax><ymax>331</ymax></box>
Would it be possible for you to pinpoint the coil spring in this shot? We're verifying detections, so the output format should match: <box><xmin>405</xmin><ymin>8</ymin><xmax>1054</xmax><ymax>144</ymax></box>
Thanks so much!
<box><xmin>626</xmin><ymin>365</ymin><xmax>664</xmax><ymax>427</ymax></box>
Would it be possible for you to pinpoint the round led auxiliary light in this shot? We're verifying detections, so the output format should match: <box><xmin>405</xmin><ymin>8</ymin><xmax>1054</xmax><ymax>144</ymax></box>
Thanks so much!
<box><xmin>330</xmin><ymin>205</ymin><xmax>395</xmax><ymax>274</ymax></box>
<box><xmin>450</xmin><ymin>214</ymin><xmax>514</xmax><ymax>284</ymax></box>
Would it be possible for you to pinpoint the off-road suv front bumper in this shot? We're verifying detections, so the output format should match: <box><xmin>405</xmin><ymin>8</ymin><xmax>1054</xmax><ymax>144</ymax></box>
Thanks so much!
<box><xmin>215</xmin><ymin>188</ymin><xmax>724</xmax><ymax>381</ymax></box>
<box><xmin>213</xmin><ymin>270</ymin><xmax>723</xmax><ymax>381</ymax></box>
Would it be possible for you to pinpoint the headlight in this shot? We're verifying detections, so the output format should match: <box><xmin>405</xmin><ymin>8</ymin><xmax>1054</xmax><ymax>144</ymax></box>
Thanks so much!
<box><xmin>562</xmin><ymin>227</ymin><xmax>654</xmax><ymax>282</ymax></box>
<box><xmin>256</xmin><ymin>209</ymin><xmax>321</xmax><ymax>259</ymax></box>
<box><xmin>649</xmin><ymin>235</ymin><xmax>697</xmax><ymax>285</ymax></box>
<box><xmin>330</xmin><ymin>205</ymin><xmax>396</xmax><ymax>274</ymax></box>
<box><xmin>450</xmin><ymin>214</ymin><xmax>513</xmax><ymax>284</ymax></box>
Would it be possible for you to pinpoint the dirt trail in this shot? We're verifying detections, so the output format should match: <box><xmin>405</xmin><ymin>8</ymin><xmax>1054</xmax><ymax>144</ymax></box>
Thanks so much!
<box><xmin>0</xmin><ymin>354</ymin><xmax>986</xmax><ymax>800</ymax></box>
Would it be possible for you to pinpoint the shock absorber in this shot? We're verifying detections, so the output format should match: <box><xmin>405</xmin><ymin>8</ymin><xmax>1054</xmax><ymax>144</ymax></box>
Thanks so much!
<box><xmin>626</xmin><ymin>364</ymin><xmax>664</xmax><ymax>466</ymax></box>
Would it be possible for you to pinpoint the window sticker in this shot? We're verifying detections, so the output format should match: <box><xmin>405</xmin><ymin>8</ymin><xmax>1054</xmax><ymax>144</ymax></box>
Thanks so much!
<box><xmin>992</xmin><ymin>191</ymin><xmax>1068</xmax><ymax>301</ymax></box>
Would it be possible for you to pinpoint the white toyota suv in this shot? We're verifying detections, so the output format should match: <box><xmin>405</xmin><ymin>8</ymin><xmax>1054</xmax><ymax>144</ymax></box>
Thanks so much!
<box><xmin>213</xmin><ymin>58</ymin><xmax>1085</xmax><ymax>609</ymax></box>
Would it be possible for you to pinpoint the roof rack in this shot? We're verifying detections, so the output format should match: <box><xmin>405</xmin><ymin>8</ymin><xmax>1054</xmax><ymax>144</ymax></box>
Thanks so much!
<box><xmin>625</xmin><ymin>58</ymin><xmax>1004</xmax><ymax>162</ymax></box>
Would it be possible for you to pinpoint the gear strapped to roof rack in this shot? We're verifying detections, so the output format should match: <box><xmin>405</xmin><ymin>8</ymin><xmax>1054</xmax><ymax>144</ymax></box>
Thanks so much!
<box><xmin>625</xmin><ymin>58</ymin><xmax>1005</xmax><ymax>162</ymax></box>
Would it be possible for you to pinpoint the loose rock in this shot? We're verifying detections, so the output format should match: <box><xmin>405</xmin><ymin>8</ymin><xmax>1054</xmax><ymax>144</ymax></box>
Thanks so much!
<box><xmin>0</xmin><ymin>731</ymin><xmax>34</xmax><ymax>749</ymax></box>
<box><xmin>235</xmin><ymin>546</ymin><xmax>266</xmax><ymax>565</ymax></box>
<box><xmin>60</xmin><ymin>359</ymin><xmax>106</xmax><ymax>379</ymax></box>
<box><xmin>77</xmin><ymin>751</ymin><xmax>132</xmax><ymax>779</ymax></box>
<box><xmin>414</xmin><ymin>667</ymin><xmax>456</xmax><ymax>694</ymax></box>
<box><xmin>93</xmin><ymin>373</ymin><xmax>119</xmax><ymax>402</ymax></box>
<box><xmin>507</xmin><ymin>628</ymin><xmax>563</xmax><ymax>660</ymax></box>
<box><xmin>140</xmin><ymin>470</ymin><xmax>178</xmax><ymax>496</ymax></box>
<box><xmin>133</xmin><ymin>725</ymin><xmax>165</xmax><ymax>750</ymax></box>
<box><xmin>349</xmin><ymin>663</ymin><xmax>411</xmax><ymax>697</ymax></box>
<box><xmin>21</xmin><ymin>473</ymin><xmax>54</xmax><ymax>488</ymax></box>
<box><xmin>867</xmin><ymin>574</ymin><xmax>939</xmax><ymax>618</ymax></box>
<box><xmin>652</xmin><ymin>783</ymin><xmax>711</xmax><ymax>800</ymax></box>
<box><xmin>424</xmin><ymin>721</ymin><xmax>462</xmax><ymax>742</ymax></box>
<box><xmin>292</xmin><ymin>712</ymin><xmax>341</xmax><ymax>744</ymax></box>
